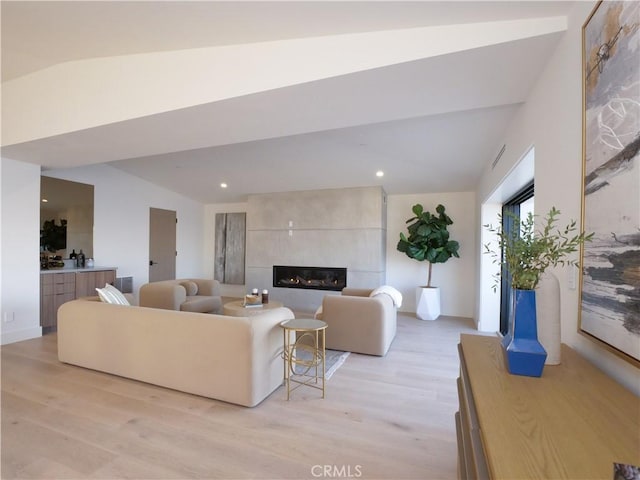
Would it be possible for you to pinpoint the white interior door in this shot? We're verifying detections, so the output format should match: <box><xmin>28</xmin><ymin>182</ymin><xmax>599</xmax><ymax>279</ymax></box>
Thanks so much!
<box><xmin>149</xmin><ymin>207</ymin><xmax>176</xmax><ymax>282</ymax></box>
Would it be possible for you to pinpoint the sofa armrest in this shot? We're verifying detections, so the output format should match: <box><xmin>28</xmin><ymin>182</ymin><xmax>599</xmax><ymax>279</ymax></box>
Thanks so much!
<box><xmin>139</xmin><ymin>282</ymin><xmax>186</xmax><ymax>310</ymax></box>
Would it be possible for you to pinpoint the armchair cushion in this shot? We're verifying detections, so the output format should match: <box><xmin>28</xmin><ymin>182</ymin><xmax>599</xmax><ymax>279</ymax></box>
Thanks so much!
<box><xmin>181</xmin><ymin>295</ymin><xmax>218</xmax><ymax>313</ymax></box>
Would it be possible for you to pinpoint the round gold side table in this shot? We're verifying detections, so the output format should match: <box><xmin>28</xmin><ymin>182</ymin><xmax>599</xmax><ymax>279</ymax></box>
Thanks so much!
<box><xmin>280</xmin><ymin>318</ymin><xmax>327</xmax><ymax>400</ymax></box>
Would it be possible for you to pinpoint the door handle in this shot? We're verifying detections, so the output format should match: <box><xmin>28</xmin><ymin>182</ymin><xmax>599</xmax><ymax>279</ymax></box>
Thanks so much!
<box><xmin>149</xmin><ymin>260</ymin><xmax>158</xmax><ymax>266</ymax></box>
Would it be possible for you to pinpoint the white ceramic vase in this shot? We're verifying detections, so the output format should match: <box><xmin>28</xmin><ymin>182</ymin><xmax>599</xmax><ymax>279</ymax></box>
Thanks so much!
<box><xmin>535</xmin><ymin>272</ymin><xmax>561</xmax><ymax>365</ymax></box>
<box><xmin>416</xmin><ymin>286</ymin><xmax>440</xmax><ymax>320</ymax></box>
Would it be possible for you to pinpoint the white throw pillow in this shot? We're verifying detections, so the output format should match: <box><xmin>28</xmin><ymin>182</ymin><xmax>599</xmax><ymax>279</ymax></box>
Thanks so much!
<box><xmin>95</xmin><ymin>287</ymin><xmax>112</xmax><ymax>304</ymax></box>
<box><xmin>96</xmin><ymin>283</ymin><xmax>130</xmax><ymax>306</ymax></box>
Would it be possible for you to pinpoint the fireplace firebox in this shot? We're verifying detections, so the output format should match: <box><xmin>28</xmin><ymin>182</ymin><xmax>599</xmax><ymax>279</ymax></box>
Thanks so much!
<box><xmin>273</xmin><ymin>266</ymin><xmax>347</xmax><ymax>291</ymax></box>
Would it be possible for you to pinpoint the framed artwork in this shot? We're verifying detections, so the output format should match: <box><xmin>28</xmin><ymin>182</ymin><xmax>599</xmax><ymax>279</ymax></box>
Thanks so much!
<box><xmin>214</xmin><ymin>212</ymin><xmax>246</xmax><ymax>285</ymax></box>
<box><xmin>580</xmin><ymin>1</ymin><xmax>640</xmax><ymax>367</ymax></box>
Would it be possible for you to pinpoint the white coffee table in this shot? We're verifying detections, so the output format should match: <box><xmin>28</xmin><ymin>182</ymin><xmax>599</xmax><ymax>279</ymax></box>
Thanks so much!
<box><xmin>223</xmin><ymin>299</ymin><xmax>284</xmax><ymax>317</ymax></box>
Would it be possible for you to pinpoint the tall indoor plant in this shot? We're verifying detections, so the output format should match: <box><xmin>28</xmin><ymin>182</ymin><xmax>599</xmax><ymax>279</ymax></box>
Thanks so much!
<box><xmin>484</xmin><ymin>206</ymin><xmax>592</xmax><ymax>376</ymax></box>
<box><xmin>397</xmin><ymin>203</ymin><xmax>459</xmax><ymax>320</ymax></box>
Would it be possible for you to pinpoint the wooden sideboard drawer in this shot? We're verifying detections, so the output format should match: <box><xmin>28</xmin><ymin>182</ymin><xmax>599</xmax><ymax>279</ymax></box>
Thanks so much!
<box><xmin>456</xmin><ymin>347</ymin><xmax>489</xmax><ymax>480</ymax></box>
<box><xmin>456</xmin><ymin>334</ymin><xmax>639</xmax><ymax>479</ymax></box>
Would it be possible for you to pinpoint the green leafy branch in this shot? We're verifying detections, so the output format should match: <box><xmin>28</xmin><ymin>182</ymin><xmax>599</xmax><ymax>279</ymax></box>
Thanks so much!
<box><xmin>484</xmin><ymin>207</ymin><xmax>593</xmax><ymax>291</ymax></box>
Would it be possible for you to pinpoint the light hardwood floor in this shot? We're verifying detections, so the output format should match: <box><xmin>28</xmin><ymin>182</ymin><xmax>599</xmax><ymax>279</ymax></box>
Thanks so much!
<box><xmin>1</xmin><ymin>313</ymin><xmax>477</xmax><ymax>480</ymax></box>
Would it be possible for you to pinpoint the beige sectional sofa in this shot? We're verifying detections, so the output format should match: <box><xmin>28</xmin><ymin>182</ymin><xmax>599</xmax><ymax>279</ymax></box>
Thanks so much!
<box><xmin>139</xmin><ymin>278</ymin><xmax>222</xmax><ymax>314</ymax></box>
<box><xmin>57</xmin><ymin>297</ymin><xmax>295</xmax><ymax>407</ymax></box>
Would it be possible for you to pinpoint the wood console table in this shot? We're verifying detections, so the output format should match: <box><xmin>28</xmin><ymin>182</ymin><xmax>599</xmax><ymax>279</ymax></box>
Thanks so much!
<box><xmin>456</xmin><ymin>333</ymin><xmax>639</xmax><ymax>479</ymax></box>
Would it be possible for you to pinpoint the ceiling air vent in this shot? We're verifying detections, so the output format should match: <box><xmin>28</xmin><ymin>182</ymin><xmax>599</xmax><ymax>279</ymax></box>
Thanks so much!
<box><xmin>492</xmin><ymin>144</ymin><xmax>506</xmax><ymax>170</ymax></box>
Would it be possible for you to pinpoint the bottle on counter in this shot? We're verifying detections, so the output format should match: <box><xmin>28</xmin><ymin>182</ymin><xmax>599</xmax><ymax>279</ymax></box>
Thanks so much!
<box><xmin>69</xmin><ymin>249</ymin><xmax>77</xmax><ymax>260</ymax></box>
<box><xmin>262</xmin><ymin>289</ymin><xmax>269</xmax><ymax>304</ymax></box>
<box><xmin>76</xmin><ymin>249</ymin><xmax>86</xmax><ymax>268</ymax></box>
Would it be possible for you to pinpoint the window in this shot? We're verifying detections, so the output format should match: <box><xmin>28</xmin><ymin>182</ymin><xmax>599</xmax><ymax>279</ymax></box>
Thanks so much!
<box><xmin>500</xmin><ymin>182</ymin><xmax>534</xmax><ymax>335</ymax></box>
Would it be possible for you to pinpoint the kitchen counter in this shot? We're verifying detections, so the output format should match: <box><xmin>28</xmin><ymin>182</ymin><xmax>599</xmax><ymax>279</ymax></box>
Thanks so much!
<box><xmin>40</xmin><ymin>266</ymin><xmax>117</xmax><ymax>274</ymax></box>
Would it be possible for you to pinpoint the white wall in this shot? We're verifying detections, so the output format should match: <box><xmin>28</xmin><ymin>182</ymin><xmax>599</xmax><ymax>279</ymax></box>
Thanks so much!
<box><xmin>43</xmin><ymin>164</ymin><xmax>205</xmax><ymax>297</ymax></box>
<box><xmin>0</xmin><ymin>160</ymin><xmax>205</xmax><ymax>345</ymax></box>
<box><xmin>387</xmin><ymin>192</ymin><xmax>476</xmax><ymax>318</ymax></box>
<box><xmin>477</xmin><ymin>202</ymin><xmax>502</xmax><ymax>331</ymax></box>
<box><xmin>0</xmin><ymin>158</ymin><xmax>42</xmax><ymax>344</ymax></box>
<box><xmin>476</xmin><ymin>1</ymin><xmax>639</xmax><ymax>395</ymax></box>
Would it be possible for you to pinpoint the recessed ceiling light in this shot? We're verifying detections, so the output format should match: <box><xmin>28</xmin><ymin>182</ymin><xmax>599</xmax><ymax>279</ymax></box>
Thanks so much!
<box><xmin>220</xmin><ymin>183</ymin><xmax>228</xmax><ymax>188</ymax></box>
<box><xmin>41</xmin><ymin>198</ymin><xmax>48</xmax><ymax>202</ymax></box>
<box><xmin>376</xmin><ymin>171</ymin><xmax>384</xmax><ymax>177</ymax></box>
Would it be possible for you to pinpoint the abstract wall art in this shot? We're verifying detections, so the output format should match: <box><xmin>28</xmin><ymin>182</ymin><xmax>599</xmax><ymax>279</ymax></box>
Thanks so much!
<box><xmin>214</xmin><ymin>212</ymin><xmax>246</xmax><ymax>285</ymax></box>
<box><xmin>580</xmin><ymin>0</ymin><xmax>640</xmax><ymax>366</ymax></box>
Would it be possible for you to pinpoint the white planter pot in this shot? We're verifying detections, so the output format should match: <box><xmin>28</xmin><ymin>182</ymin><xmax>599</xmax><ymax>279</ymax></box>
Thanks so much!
<box><xmin>536</xmin><ymin>272</ymin><xmax>561</xmax><ymax>365</ymax></box>
<box><xmin>416</xmin><ymin>286</ymin><xmax>440</xmax><ymax>320</ymax></box>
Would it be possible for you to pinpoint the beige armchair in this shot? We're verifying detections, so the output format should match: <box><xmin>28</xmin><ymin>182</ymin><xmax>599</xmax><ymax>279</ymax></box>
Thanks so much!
<box><xmin>139</xmin><ymin>278</ymin><xmax>222</xmax><ymax>314</ymax></box>
<box><xmin>317</xmin><ymin>287</ymin><xmax>397</xmax><ymax>356</ymax></box>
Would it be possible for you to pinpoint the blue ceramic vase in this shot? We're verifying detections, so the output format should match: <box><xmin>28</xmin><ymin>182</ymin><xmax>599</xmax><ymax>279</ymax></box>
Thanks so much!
<box><xmin>502</xmin><ymin>289</ymin><xmax>547</xmax><ymax>377</ymax></box>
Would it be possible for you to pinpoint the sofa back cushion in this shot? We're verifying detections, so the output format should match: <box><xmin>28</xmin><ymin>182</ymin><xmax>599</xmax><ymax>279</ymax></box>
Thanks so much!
<box><xmin>180</xmin><ymin>280</ymin><xmax>199</xmax><ymax>296</ymax></box>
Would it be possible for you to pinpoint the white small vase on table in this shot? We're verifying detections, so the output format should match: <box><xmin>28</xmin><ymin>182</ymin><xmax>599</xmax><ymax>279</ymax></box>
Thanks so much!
<box><xmin>536</xmin><ymin>271</ymin><xmax>561</xmax><ymax>365</ymax></box>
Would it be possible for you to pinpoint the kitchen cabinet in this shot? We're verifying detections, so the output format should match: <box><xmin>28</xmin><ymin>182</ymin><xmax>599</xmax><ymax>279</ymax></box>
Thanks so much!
<box><xmin>75</xmin><ymin>269</ymin><xmax>116</xmax><ymax>298</ymax></box>
<box><xmin>40</xmin><ymin>268</ymin><xmax>116</xmax><ymax>330</ymax></box>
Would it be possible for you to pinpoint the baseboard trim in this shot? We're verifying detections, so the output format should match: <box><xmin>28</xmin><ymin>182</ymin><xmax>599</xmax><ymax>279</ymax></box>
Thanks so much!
<box><xmin>1</xmin><ymin>326</ymin><xmax>42</xmax><ymax>345</ymax></box>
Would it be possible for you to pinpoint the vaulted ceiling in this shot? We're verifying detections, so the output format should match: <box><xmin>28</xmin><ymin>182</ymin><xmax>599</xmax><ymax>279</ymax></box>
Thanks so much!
<box><xmin>1</xmin><ymin>1</ymin><xmax>572</xmax><ymax>203</ymax></box>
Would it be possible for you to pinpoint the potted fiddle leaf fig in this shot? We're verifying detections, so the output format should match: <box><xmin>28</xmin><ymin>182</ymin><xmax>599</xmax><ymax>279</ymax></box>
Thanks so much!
<box><xmin>397</xmin><ymin>203</ymin><xmax>460</xmax><ymax>320</ymax></box>
<box><xmin>484</xmin><ymin>206</ymin><xmax>592</xmax><ymax>377</ymax></box>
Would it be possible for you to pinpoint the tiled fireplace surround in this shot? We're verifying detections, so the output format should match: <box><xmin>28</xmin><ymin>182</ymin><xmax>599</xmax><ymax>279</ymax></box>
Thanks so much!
<box><xmin>245</xmin><ymin>186</ymin><xmax>387</xmax><ymax>313</ymax></box>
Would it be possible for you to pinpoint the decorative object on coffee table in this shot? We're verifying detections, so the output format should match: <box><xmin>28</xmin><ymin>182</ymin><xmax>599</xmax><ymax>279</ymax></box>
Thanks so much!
<box><xmin>244</xmin><ymin>293</ymin><xmax>261</xmax><ymax>306</ymax></box>
<box><xmin>223</xmin><ymin>299</ymin><xmax>284</xmax><ymax>317</ymax></box>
